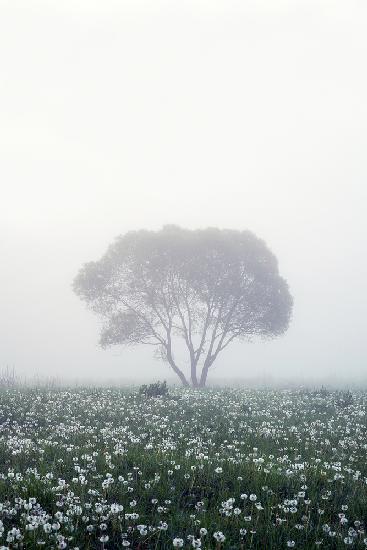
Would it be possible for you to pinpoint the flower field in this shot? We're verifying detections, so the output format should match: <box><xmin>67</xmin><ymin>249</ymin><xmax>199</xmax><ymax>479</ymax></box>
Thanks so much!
<box><xmin>0</xmin><ymin>387</ymin><xmax>366</xmax><ymax>549</ymax></box>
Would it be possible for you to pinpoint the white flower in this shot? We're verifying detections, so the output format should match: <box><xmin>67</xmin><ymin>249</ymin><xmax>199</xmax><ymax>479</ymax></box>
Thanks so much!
<box><xmin>213</xmin><ymin>531</ymin><xmax>226</xmax><ymax>542</ymax></box>
<box><xmin>110</xmin><ymin>503</ymin><xmax>123</xmax><ymax>514</ymax></box>
<box><xmin>173</xmin><ymin>538</ymin><xmax>184</xmax><ymax>548</ymax></box>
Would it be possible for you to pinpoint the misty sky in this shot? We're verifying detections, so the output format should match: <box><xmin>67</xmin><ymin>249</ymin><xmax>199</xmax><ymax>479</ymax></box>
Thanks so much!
<box><xmin>1</xmin><ymin>0</ymin><xmax>366</xmax><ymax>384</ymax></box>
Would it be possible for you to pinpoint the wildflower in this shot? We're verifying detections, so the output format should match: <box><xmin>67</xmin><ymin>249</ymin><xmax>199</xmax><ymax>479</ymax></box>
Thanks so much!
<box><xmin>110</xmin><ymin>503</ymin><xmax>123</xmax><ymax>513</ymax></box>
<box><xmin>213</xmin><ymin>531</ymin><xmax>226</xmax><ymax>542</ymax></box>
<box><xmin>173</xmin><ymin>538</ymin><xmax>184</xmax><ymax>548</ymax></box>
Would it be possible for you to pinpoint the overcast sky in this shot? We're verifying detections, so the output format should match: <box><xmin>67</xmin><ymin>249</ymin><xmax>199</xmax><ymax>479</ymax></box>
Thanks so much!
<box><xmin>1</xmin><ymin>0</ymin><xmax>366</xmax><ymax>385</ymax></box>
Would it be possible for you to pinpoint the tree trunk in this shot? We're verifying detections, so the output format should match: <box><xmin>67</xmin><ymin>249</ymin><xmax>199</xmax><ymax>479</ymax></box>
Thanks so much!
<box><xmin>198</xmin><ymin>368</ymin><xmax>208</xmax><ymax>388</ymax></box>
<box><xmin>169</xmin><ymin>360</ymin><xmax>189</xmax><ymax>387</ymax></box>
<box><xmin>190</xmin><ymin>357</ymin><xmax>199</xmax><ymax>388</ymax></box>
<box><xmin>199</xmin><ymin>357</ymin><xmax>213</xmax><ymax>387</ymax></box>
<box><xmin>166</xmin><ymin>352</ymin><xmax>189</xmax><ymax>387</ymax></box>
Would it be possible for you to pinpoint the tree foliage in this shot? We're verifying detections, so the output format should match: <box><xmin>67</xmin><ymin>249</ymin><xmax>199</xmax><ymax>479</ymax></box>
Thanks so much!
<box><xmin>73</xmin><ymin>226</ymin><xmax>293</xmax><ymax>387</ymax></box>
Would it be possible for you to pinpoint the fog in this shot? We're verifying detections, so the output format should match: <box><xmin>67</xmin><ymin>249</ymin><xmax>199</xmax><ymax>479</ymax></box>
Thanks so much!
<box><xmin>1</xmin><ymin>0</ymin><xmax>366</xmax><ymax>386</ymax></box>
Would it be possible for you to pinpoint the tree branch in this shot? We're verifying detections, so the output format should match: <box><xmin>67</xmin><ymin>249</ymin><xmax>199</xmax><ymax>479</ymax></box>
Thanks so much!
<box><xmin>170</xmin><ymin>279</ymin><xmax>198</xmax><ymax>385</ymax></box>
<box><xmin>163</xmin><ymin>323</ymin><xmax>189</xmax><ymax>387</ymax></box>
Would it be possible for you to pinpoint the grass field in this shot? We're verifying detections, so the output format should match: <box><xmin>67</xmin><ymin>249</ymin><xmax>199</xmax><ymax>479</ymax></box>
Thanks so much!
<box><xmin>0</xmin><ymin>387</ymin><xmax>366</xmax><ymax>549</ymax></box>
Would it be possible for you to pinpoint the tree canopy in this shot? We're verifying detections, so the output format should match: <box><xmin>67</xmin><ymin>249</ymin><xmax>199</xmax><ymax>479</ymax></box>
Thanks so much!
<box><xmin>73</xmin><ymin>226</ymin><xmax>293</xmax><ymax>387</ymax></box>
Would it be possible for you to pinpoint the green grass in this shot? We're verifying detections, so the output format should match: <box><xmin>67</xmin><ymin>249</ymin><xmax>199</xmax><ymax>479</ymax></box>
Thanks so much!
<box><xmin>0</xmin><ymin>386</ymin><xmax>366</xmax><ymax>549</ymax></box>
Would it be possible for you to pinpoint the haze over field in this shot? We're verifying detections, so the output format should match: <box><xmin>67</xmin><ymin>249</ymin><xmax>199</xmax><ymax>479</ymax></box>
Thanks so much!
<box><xmin>1</xmin><ymin>0</ymin><xmax>366</xmax><ymax>385</ymax></box>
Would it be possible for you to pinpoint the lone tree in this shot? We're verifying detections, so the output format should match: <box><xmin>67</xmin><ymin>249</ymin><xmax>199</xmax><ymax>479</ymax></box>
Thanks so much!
<box><xmin>73</xmin><ymin>226</ymin><xmax>293</xmax><ymax>387</ymax></box>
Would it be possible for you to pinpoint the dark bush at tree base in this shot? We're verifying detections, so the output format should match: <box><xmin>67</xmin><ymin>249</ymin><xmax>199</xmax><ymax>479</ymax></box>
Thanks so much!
<box><xmin>138</xmin><ymin>380</ymin><xmax>169</xmax><ymax>398</ymax></box>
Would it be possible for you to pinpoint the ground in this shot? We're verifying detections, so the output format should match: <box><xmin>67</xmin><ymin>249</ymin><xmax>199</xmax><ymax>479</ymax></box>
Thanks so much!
<box><xmin>0</xmin><ymin>387</ymin><xmax>366</xmax><ymax>549</ymax></box>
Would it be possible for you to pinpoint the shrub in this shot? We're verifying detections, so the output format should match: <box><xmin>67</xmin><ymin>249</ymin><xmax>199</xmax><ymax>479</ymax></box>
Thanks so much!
<box><xmin>138</xmin><ymin>380</ymin><xmax>169</xmax><ymax>398</ymax></box>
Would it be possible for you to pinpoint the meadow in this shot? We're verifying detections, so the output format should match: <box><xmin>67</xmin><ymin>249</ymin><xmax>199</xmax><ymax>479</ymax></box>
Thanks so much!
<box><xmin>0</xmin><ymin>386</ymin><xmax>366</xmax><ymax>549</ymax></box>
